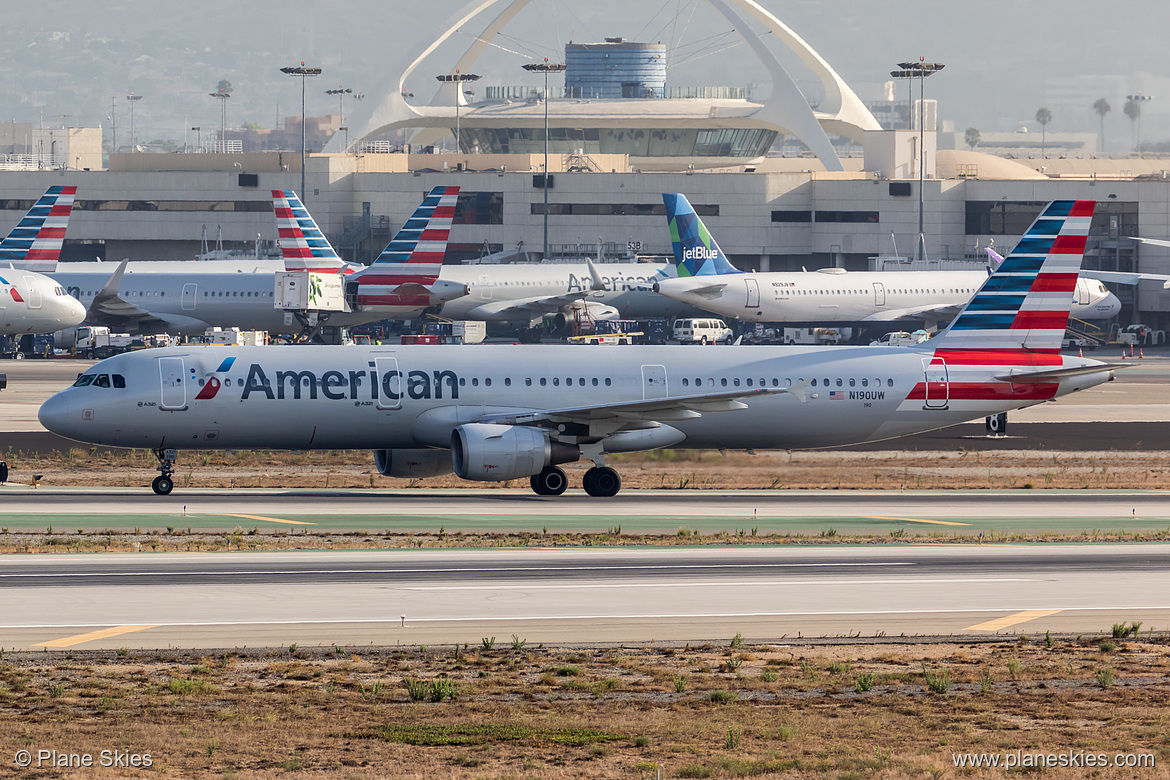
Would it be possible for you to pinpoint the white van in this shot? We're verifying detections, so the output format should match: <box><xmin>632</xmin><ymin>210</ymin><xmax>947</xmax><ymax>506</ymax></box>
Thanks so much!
<box><xmin>673</xmin><ymin>318</ymin><xmax>733</xmax><ymax>344</ymax></box>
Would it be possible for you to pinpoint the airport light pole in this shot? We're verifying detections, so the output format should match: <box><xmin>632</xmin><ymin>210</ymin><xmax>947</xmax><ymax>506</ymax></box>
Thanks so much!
<box><xmin>523</xmin><ymin>59</ymin><xmax>566</xmax><ymax>261</ymax></box>
<box><xmin>1126</xmin><ymin>93</ymin><xmax>1152</xmax><ymax>157</ymax></box>
<box><xmin>281</xmin><ymin>63</ymin><xmax>323</xmax><ymax>198</ymax></box>
<box><xmin>126</xmin><ymin>93</ymin><xmax>142</xmax><ymax>152</ymax></box>
<box><xmin>209</xmin><ymin>88</ymin><xmax>230</xmax><ymax>152</ymax></box>
<box><xmin>435</xmin><ymin>70</ymin><xmax>480</xmax><ymax>154</ymax></box>
<box><xmin>891</xmin><ymin>60</ymin><xmax>944</xmax><ymax>261</ymax></box>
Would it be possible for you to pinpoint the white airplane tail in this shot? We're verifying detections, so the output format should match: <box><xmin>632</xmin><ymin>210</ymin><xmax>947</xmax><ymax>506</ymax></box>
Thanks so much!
<box><xmin>272</xmin><ymin>190</ymin><xmax>348</xmax><ymax>273</ymax></box>
<box><xmin>931</xmin><ymin>200</ymin><xmax>1094</xmax><ymax>354</ymax></box>
<box><xmin>0</xmin><ymin>186</ymin><xmax>76</xmax><ymax>272</ymax></box>
<box><xmin>354</xmin><ymin>185</ymin><xmax>460</xmax><ymax>308</ymax></box>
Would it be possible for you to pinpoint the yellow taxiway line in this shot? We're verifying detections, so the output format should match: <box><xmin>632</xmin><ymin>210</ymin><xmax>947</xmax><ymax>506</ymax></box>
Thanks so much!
<box><xmin>965</xmin><ymin>609</ymin><xmax>1064</xmax><ymax>632</ymax></box>
<box><xmin>219</xmin><ymin>513</ymin><xmax>316</xmax><ymax>526</ymax></box>
<box><xmin>34</xmin><ymin>625</ymin><xmax>157</xmax><ymax>648</ymax></box>
<box><xmin>868</xmin><ymin>515</ymin><xmax>971</xmax><ymax>527</ymax></box>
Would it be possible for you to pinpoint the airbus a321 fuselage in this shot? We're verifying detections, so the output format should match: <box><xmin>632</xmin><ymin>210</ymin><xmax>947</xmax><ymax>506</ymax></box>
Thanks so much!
<box><xmin>40</xmin><ymin>201</ymin><xmax>1116</xmax><ymax>497</ymax></box>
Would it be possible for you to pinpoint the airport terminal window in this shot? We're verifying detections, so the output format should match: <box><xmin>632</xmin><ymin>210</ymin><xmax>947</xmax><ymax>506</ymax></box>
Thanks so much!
<box><xmin>771</xmin><ymin>210</ymin><xmax>812</xmax><ymax>223</ymax></box>
<box><xmin>815</xmin><ymin>211</ymin><xmax>880</xmax><ymax>224</ymax></box>
<box><xmin>533</xmin><ymin>202</ymin><xmax>718</xmax><ymax>217</ymax></box>
<box><xmin>453</xmin><ymin>192</ymin><xmax>504</xmax><ymax>225</ymax></box>
<box><xmin>75</xmin><ymin>199</ymin><xmax>272</xmax><ymax>213</ymax></box>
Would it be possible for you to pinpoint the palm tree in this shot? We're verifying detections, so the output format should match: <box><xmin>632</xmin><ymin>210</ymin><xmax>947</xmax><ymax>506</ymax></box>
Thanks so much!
<box><xmin>964</xmin><ymin>127</ymin><xmax>981</xmax><ymax>150</ymax></box>
<box><xmin>1035</xmin><ymin>107</ymin><xmax>1052</xmax><ymax>158</ymax></box>
<box><xmin>1124</xmin><ymin>98</ymin><xmax>1142</xmax><ymax>153</ymax></box>
<box><xmin>1092</xmin><ymin>98</ymin><xmax>1110</xmax><ymax>153</ymax></box>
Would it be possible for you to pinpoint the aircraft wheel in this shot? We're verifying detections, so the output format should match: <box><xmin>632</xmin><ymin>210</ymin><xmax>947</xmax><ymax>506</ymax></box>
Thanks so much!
<box><xmin>582</xmin><ymin>466</ymin><xmax>621</xmax><ymax>498</ymax></box>
<box><xmin>152</xmin><ymin>475</ymin><xmax>174</xmax><ymax>495</ymax></box>
<box><xmin>530</xmin><ymin>466</ymin><xmax>568</xmax><ymax>496</ymax></box>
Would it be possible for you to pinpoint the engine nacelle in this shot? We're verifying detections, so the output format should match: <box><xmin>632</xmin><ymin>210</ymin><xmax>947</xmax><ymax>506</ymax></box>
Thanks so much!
<box><xmin>552</xmin><ymin>302</ymin><xmax>621</xmax><ymax>330</ymax></box>
<box><xmin>451</xmin><ymin>423</ymin><xmax>579</xmax><ymax>482</ymax></box>
<box><xmin>373</xmin><ymin>448</ymin><xmax>454</xmax><ymax>478</ymax></box>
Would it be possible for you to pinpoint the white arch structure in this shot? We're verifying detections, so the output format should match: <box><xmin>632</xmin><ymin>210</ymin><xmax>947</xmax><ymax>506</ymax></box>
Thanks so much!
<box><xmin>326</xmin><ymin>0</ymin><xmax>880</xmax><ymax>170</ymax></box>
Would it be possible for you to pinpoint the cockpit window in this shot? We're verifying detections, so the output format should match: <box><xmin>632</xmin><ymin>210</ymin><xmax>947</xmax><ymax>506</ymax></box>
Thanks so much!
<box><xmin>72</xmin><ymin>375</ymin><xmax>94</xmax><ymax>387</ymax></box>
<box><xmin>94</xmin><ymin>374</ymin><xmax>111</xmax><ymax>388</ymax></box>
<box><xmin>113</xmin><ymin>374</ymin><xmax>126</xmax><ymax>388</ymax></box>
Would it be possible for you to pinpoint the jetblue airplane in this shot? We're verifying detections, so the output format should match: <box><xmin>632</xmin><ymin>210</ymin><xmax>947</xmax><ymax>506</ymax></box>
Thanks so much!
<box><xmin>652</xmin><ymin>193</ymin><xmax>1122</xmax><ymax>328</ymax></box>
<box><xmin>0</xmin><ymin>186</ymin><xmax>86</xmax><ymax>337</ymax></box>
<box><xmin>44</xmin><ymin>188</ymin><xmax>467</xmax><ymax>336</ymax></box>
<box><xmin>40</xmin><ymin>201</ymin><xmax>1116</xmax><ymax>498</ymax></box>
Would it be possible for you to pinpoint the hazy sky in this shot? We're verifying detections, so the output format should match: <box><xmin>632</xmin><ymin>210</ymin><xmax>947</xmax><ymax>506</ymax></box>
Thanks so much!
<box><xmin>5</xmin><ymin>0</ymin><xmax>1165</xmax><ymax>151</ymax></box>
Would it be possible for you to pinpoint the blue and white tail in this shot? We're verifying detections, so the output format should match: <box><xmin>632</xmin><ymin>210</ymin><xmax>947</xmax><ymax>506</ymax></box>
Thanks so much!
<box><xmin>934</xmin><ymin>200</ymin><xmax>1095</xmax><ymax>353</ymax></box>
<box><xmin>272</xmin><ymin>189</ymin><xmax>348</xmax><ymax>273</ymax></box>
<box><xmin>0</xmin><ymin>186</ymin><xmax>76</xmax><ymax>272</ymax></box>
<box><xmin>354</xmin><ymin>186</ymin><xmax>460</xmax><ymax>308</ymax></box>
<box><xmin>662</xmin><ymin>193</ymin><xmax>742</xmax><ymax>277</ymax></box>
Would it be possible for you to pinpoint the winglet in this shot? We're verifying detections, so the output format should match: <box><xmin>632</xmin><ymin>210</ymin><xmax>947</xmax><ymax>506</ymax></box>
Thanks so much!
<box><xmin>662</xmin><ymin>193</ymin><xmax>742</xmax><ymax>277</ymax></box>
<box><xmin>0</xmin><ymin>185</ymin><xmax>76</xmax><ymax>273</ymax></box>
<box><xmin>272</xmin><ymin>190</ymin><xmax>346</xmax><ymax>272</ymax></box>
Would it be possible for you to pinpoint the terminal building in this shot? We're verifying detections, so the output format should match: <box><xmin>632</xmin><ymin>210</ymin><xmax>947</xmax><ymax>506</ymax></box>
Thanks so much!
<box><xmin>0</xmin><ymin>0</ymin><xmax>1168</xmax><ymax>330</ymax></box>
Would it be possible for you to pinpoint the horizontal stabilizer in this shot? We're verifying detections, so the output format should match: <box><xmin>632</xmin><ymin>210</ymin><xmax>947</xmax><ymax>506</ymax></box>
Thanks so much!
<box><xmin>994</xmin><ymin>364</ymin><xmax>1126</xmax><ymax>383</ymax></box>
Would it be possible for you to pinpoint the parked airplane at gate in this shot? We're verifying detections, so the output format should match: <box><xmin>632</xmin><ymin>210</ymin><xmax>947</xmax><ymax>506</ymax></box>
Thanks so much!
<box><xmin>0</xmin><ymin>186</ymin><xmax>86</xmax><ymax>336</ymax></box>
<box><xmin>40</xmin><ymin>201</ymin><xmax>1117</xmax><ymax>498</ymax></box>
<box><xmin>44</xmin><ymin>188</ymin><xmax>467</xmax><ymax>336</ymax></box>
<box><xmin>652</xmin><ymin>193</ymin><xmax>1122</xmax><ymax>328</ymax></box>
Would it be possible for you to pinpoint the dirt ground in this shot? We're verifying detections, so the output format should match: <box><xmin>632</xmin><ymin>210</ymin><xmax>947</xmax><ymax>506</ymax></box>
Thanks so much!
<box><xmin>3</xmin><ymin>445</ymin><xmax>1170</xmax><ymax>491</ymax></box>
<box><xmin>2</xmin><ymin>635</ymin><xmax>1167</xmax><ymax>779</ymax></box>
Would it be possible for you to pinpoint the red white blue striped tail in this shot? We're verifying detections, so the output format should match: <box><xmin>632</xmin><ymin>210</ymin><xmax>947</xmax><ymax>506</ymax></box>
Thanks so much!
<box><xmin>0</xmin><ymin>186</ymin><xmax>76</xmax><ymax>272</ymax></box>
<box><xmin>272</xmin><ymin>189</ymin><xmax>347</xmax><ymax>273</ymax></box>
<box><xmin>355</xmin><ymin>186</ymin><xmax>459</xmax><ymax>307</ymax></box>
<box><xmin>935</xmin><ymin>200</ymin><xmax>1094</xmax><ymax>353</ymax></box>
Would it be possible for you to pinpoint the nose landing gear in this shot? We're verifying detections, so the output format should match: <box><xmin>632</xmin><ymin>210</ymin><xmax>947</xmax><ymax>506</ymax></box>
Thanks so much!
<box><xmin>152</xmin><ymin>447</ymin><xmax>178</xmax><ymax>495</ymax></box>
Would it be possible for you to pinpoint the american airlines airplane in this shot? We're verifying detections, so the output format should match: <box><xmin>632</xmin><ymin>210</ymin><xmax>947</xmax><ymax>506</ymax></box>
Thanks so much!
<box><xmin>44</xmin><ymin>188</ymin><xmax>467</xmax><ymax>336</ymax></box>
<box><xmin>652</xmin><ymin>193</ymin><xmax>1122</xmax><ymax>328</ymax></box>
<box><xmin>40</xmin><ymin>201</ymin><xmax>1116</xmax><ymax>497</ymax></box>
<box><xmin>0</xmin><ymin>186</ymin><xmax>86</xmax><ymax>338</ymax></box>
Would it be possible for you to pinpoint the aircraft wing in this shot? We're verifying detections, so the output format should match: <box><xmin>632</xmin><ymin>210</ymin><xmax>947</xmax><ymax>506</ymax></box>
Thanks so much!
<box><xmin>466</xmin><ymin>291</ymin><xmax>603</xmax><ymax>318</ymax></box>
<box><xmin>860</xmin><ymin>303</ymin><xmax>963</xmax><ymax>323</ymax></box>
<box><xmin>1081</xmin><ymin>270</ymin><xmax>1170</xmax><ymax>289</ymax></box>
<box><xmin>481</xmin><ymin>386</ymin><xmax>800</xmax><ymax>431</ymax></box>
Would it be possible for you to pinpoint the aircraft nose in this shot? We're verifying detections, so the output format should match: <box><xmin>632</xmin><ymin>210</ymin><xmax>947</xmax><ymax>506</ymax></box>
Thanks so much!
<box><xmin>62</xmin><ymin>295</ymin><xmax>87</xmax><ymax>326</ymax></box>
<box><xmin>38</xmin><ymin>392</ymin><xmax>74</xmax><ymax>437</ymax></box>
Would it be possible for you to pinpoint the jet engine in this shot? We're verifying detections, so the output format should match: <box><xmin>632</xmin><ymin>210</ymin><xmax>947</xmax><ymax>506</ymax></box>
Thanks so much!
<box><xmin>373</xmin><ymin>448</ymin><xmax>454</xmax><ymax>478</ymax></box>
<box><xmin>451</xmin><ymin>423</ymin><xmax>579</xmax><ymax>481</ymax></box>
<box><xmin>552</xmin><ymin>302</ymin><xmax>620</xmax><ymax>331</ymax></box>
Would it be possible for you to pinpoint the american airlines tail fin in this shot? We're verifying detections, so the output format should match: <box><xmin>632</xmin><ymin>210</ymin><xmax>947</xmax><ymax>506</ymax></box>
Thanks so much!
<box><xmin>272</xmin><ymin>189</ymin><xmax>348</xmax><ymax>273</ymax></box>
<box><xmin>0</xmin><ymin>185</ymin><xmax>76</xmax><ymax>272</ymax></box>
<box><xmin>354</xmin><ymin>185</ymin><xmax>461</xmax><ymax>307</ymax></box>
<box><xmin>933</xmin><ymin>200</ymin><xmax>1095</xmax><ymax>352</ymax></box>
<box><xmin>662</xmin><ymin>193</ymin><xmax>742</xmax><ymax>277</ymax></box>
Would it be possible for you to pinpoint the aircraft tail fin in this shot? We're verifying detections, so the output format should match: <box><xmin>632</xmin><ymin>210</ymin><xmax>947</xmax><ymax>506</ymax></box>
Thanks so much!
<box><xmin>933</xmin><ymin>200</ymin><xmax>1095</xmax><ymax>353</ymax></box>
<box><xmin>662</xmin><ymin>193</ymin><xmax>742</xmax><ymax>277</ymax></box>
<box><xmin>0</xmin><ymin>185</ymin><xmax>76</xmax><ymax>272</ymax></box>
<box><xmin>272</xmin><ymin>190</ymin><xmax>347</xmax><ymax>272</ymax></box>
<box><xmin>355</xmin><ymin>186</ymin><xmax>460</xmax><ymax>306</ymax></box>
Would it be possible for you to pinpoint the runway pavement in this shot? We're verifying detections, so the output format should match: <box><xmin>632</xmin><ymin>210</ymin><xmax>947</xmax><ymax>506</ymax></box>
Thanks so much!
<box><xmin>1</xmin><ymin>488</ymin><xmax>1169</xmax><ymax>534</ymax></box>
<box><xmin>2</xmin><ymin>545</ymin><xmax>1167</xmax><ymax>650</ymax></box>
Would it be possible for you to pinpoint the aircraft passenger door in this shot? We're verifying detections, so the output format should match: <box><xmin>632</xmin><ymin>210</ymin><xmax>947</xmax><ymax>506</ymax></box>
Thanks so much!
<box><xmin>1075</xmin><ymin>278</ymin><xmax>1089</xmax><ymax>306</ymax></box>
<box><xmin>22</xmin><ymin>275</ymin><xmax>42</xmax><ymax>309</ymax></box>
<box><xmin>475</xmin><ymin>274</ymin><xmax>492</xmax><ymax>300</ymax></box>
<box><xmin>182</xmin><ymin>283</ymin><xmax>198</xmax><ymax>311</ymax></box>
<box><xmin>375</xmin><ymin>357</ymin><xmax>402</xmax><ymax>410</ymax></box>
<box><xmin>921</xmin><ymin>357</ymin><xmax>949</xmax><ymax>410</ymax></box>
<box><xmin>872</xmin><ymin>282</ymin><xmax>886</xmax><ymax>307</ymax></box>
<box><xmin>159</xmin><ymin>357</ymin><xmax>188</xmax><ymax>411</ymax></box>
<box><xmin>745</xmin><ymin>277</ymin><xmax>760</xmax><ymax>308</ymax></box>
<box><xmin>641</xmin><ymin>364</ymin><xmax>668</xmax><ymax>400</ymax></box>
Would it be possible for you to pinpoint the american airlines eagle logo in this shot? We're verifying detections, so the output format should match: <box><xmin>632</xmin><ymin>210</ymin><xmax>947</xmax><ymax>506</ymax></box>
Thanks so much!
<box><xmin>195</xmin><ymin>357</ymin><xmax>236</xmax><ymax>400</ymax></box>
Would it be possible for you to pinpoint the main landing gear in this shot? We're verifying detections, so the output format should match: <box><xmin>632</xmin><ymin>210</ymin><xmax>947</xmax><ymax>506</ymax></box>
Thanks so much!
<box><xmin>530</xmin><ymin>465</ymin><xmax>622</xmax><ymax>497</ymax></box>
<box><xmin>152</xmin><ymin>447</ymin><xmax>177</xmax><ymax>495</ymax></box>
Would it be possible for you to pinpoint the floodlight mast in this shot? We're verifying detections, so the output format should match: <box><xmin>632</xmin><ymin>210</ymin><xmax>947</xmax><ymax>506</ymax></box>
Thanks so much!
<box><xmin>523</xmin><ymin>59</ymin><xmax>567</xmax><ymax>261</ymax></box>
<box><xmin>281</xmin><ymin>64</ymin><xmax>323</xmax><ymax>199</ymax></box>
